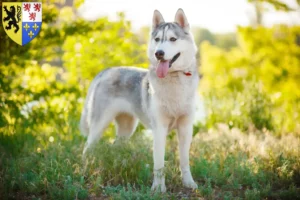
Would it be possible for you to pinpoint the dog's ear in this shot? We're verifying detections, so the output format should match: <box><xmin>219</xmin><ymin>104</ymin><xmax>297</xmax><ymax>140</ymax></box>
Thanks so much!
<box><xmin>152</xmin><ymin>10</ymin><xmax>165</xmax><ymax>29</ymax></box>
<box><xmin>174</xmin><ymin>8</ymin><xmax>189</xmax><ymax>31</ymax></box>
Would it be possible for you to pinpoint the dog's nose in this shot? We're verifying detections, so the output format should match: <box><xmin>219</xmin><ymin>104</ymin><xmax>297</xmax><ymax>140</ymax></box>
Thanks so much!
<box><xmin>155</xmin><ymin>50</ymin><xmax>165</xmax><ymax>60</ymax></box>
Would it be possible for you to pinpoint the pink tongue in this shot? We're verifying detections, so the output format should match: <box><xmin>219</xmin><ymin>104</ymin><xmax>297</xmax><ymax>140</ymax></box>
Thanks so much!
<box><xmin>156</xmin><ymin>61</ymin><xmax>169</xmax><ymax>78</ymax></box>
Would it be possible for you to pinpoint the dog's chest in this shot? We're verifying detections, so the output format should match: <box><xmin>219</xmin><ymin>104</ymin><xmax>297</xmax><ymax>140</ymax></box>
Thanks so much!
<box><xmin>150</xmin><ymin>74</ymin><xmax>197</xmax><ymax>116</ymax></box>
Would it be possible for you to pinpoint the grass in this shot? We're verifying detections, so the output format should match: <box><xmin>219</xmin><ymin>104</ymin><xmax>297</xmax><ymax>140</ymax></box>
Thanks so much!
<box><xmin>1</xmin><ymin>123</ymin><xmax>300</xmax><ymax>200</ymax></box>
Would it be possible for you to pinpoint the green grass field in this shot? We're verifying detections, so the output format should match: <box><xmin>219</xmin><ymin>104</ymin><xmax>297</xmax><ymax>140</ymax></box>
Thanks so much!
<box><xmin>1</xmin><ymin>123</ymin><xmax>299</xmax><ymax>200</ymax></box>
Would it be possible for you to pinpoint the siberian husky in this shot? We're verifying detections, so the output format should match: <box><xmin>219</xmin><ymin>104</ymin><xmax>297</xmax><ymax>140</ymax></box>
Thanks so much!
<box><xmin>80</xmin><ymin>8</ymin><xmax>199</xmax><ymax>192</ymax></box>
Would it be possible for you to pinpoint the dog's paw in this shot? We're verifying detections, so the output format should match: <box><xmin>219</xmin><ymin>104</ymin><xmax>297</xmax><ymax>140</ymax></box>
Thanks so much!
<box><xmin>152</xmin><ymin>169</ymin><xmax>166</xmax><ymax>192</ymax></box>
<box><xmin>183</xmin><ymin>179</ymin><xmax>198</xmax><ymax>189</ymax></box>
<box><xmin>151</xmin><ymin>181</ymin><xmax>166</xmax><ymax>193</ymax></box>
<box><xmin>182</xmin><ymin>172</ymin><xmax>198</xmax><ymax>189</ymax></box>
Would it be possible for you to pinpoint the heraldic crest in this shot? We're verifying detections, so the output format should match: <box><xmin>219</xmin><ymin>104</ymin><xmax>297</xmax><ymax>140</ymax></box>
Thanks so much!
<box><xmin>2</xmin><ymin>2</ymin><xmax>42</xmax><ymax>45</ymax></box>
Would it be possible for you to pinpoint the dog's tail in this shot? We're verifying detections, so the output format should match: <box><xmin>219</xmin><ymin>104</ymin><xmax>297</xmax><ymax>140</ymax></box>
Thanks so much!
<box><xmin>79</xmin><ymin>103</ymin><xmax>89</xmax><ymax>137</ymax></box>
<box><xmin>80</xmin><ymin>73</ymin><xmax>103</xmax><ymax>136</ymax></box>
<box><xmin>80</xmin><ymin>69</ymin><xmax>109</xmax><ymax>137</ymax></box>
<box><xmin>80</xmin><ymin>83</ymin><xmax>96</xmax><ymax>137</ymax></box>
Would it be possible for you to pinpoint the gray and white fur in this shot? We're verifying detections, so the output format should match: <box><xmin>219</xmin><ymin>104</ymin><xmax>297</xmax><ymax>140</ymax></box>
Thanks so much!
<box><xmin>80</xmin><ymin>8</ymin><xmax>199</xmax><ymax>192</ymax></box>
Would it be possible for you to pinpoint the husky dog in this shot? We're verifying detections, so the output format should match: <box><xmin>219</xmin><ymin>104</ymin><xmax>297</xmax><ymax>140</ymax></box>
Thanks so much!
<box><xmin>80</xmin><ymin>8</ymin><xmax>199</xmax><ymax>192</ymax></box>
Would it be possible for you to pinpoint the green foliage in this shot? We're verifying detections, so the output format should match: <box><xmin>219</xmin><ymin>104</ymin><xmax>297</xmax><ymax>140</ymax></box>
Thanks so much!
<box><xmin>203</xmin><ymin>81</ymin><xmax>274</xmax><ymax>131</ymax></box>
<box><xmin>200</xmin><ymin>25</ymin><xmax>300</xmax><ymax>134</ymax></box>
<box><xmin>248</xmin><ymin>0</ymin><xmax>293</xmax><ymax>11</ymax></box>
<box><xmin>192</xmin><ymin>27</ymin><xmax>216</xmax><ymax>46</ymax></box>
<box><xmin>2</xmin><ymin>123</ymin><xmax>299</xmax><ymax>199</ymax></box>
<box><xmin>214</xmin><ymin>32</ymin><xmax>238</xmax><ymax>50</ymax></box>
<box><xmin>190</xmin><ymin>128</ymin><xmax>300</xmax><ymax>199</ymax></box>
<box><xmin>0</xmin><ymin>0</ymin><xmax>147</xmax><ymax>153</ymax></box>
<box><xmin>62</xmin><ymin>13</ymin><xmax>148</xmax><ymax>82</ymax></box>
<box><xmin>84</xmin><ymin>135</ymin><xmax>153</xmax><ymax>186</ymax></box>
<box><xmin>192</xmin><ymin>27</ymin><xmax>237</xmax><ymax>50</ymax></box>
<box><xmin>104</xmin><ymin>185</ymin><xmax>166</xmax><ymax>200</ymax></box>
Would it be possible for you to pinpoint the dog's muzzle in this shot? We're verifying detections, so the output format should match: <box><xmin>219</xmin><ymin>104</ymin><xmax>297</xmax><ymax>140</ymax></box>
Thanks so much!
<box><xmin>155</xmin><ymin>52</ymin><xmax>181</xmax><ymax>78</ymax></box>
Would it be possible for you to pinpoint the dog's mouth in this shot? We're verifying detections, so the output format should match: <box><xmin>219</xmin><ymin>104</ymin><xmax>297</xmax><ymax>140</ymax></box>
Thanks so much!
<box><xmin>156</xmin><ymin>53</ymin><xmax>180</xmax><ymax>78</ymax></box>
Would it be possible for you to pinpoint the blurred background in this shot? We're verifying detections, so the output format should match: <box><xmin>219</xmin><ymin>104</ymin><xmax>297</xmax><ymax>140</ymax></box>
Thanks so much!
<box><xmin>0</xmin><ymin>0</ymin><xmax>300</xmax><ymax>199</ymax></box>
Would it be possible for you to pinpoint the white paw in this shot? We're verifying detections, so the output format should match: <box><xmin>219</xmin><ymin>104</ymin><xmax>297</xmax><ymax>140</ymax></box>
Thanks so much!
<box><xmin>151</xmin><ymin>181</ymin><xmax>166</xmax><ymax>193</ymax></box>
<box><xmin>182</xmin><ymin>172</ymin><xmax>198</xmax><ymax>189</ymax></box>
<box><xmin>151</xmin><ymin>170</ymin><xmax>166</xmax><ymax>193</ymax></box>
<box><xmin>183</xmin><ymin>179</ymin><xmax>198</xmax><ymax>189</ymax></box>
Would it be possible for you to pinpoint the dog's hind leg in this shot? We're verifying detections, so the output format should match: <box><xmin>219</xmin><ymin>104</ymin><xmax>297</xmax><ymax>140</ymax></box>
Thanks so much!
<box><xmin>114</xmin><ymin>113</ymin><xmax>138</xmax><ymax>139</ymax></box>
<box><xmin>83</xmin><ymin>110</ymin><xmax>115</xmax><ymax>156</ymax></box>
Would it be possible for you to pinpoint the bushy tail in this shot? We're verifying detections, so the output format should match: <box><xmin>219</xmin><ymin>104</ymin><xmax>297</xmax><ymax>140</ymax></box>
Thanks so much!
<box><xmin>80</xmin><ymin>105</ymin><xmax>89</xmax><ymax>137</ymax></box>
<box><xmin>79</xmin><ymin>70</ymin><xmax>107</xmax><ymax>137</ymax></box>
<box><xmin>80</xmin><ymin>81</ymin><xmax>97</xmax><ymax>137</ymax></box>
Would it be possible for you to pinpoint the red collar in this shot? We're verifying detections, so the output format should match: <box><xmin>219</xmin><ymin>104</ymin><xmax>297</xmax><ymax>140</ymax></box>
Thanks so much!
<box><xmin>183</xmin><ymin>72</ymin><xmax>192</xmax><ymax>76</ymax></box>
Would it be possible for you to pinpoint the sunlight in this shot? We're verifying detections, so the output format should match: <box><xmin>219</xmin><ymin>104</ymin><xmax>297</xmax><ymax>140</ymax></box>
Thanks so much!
<box><xmin>79</xmin><ymin>0</ymin><xmax>300</xmax><ymax>33</ymax></box>
<box><xmin>49</xmin><ymin>136</ymin><xmax>54</xmax><ymax>143</ymax></box>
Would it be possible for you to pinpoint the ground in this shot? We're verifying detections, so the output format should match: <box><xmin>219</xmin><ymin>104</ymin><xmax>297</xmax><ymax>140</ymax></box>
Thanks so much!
<box><xmin>1</xmin><ymin>123</ymin><xmax>300</xmax><ymax>200</ymax></box>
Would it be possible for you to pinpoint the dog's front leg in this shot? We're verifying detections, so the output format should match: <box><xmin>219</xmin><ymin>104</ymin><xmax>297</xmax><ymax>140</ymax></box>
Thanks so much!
<box><xmin>151</xmin><ymin>124</ymin><xmax>167</xmax><ymax>192</ymax></box>
<box><xmin>177</xmin><ymin>116</ymin><xmax>198</xmax><ymax>189</ymax></box>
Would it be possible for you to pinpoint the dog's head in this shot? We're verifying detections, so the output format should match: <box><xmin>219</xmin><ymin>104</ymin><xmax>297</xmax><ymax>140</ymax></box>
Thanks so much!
<box><xmin>148</xmin><ymin>8</ymin><xmax>197</xmax><ymax>78</ymax></box>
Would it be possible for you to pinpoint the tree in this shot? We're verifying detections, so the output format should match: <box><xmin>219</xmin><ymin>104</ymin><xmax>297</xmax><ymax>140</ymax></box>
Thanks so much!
<box><xmin>248</xmin><ymin>0</ymin><xmax>294</xmax><ymax>26</ymax></box>
<box><xmin>200</xmin><ymin>25</ymin><xmax>300</xmax><ymax>133</ymax></box>
<box><xmin>192</xmin><ymin>27</ymin><xmax>215</xmax><ymax>47</ymax></box>
<box><xmin>0</xmin><ymin>0</ymin><xmax>147</xmax><ymax>146</ymax></box>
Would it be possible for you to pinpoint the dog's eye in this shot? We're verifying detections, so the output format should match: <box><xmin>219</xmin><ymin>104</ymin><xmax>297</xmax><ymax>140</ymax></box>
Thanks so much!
<box><xmin>155</xmin><ymin>38</ymin><xmax>160</xmax><ymax>42</ymax></box>
<box><xmin>170</xmin><ymin>37</ymin><xmax>177</xmax><ymax>42</ymax></box>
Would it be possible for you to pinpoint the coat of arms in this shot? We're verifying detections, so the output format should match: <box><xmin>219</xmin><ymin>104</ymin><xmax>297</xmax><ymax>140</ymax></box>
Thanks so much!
<box><xmin>2</xmin><ymin>2</ymin><xmax>42</xmax><ymax>45</ymax></box>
